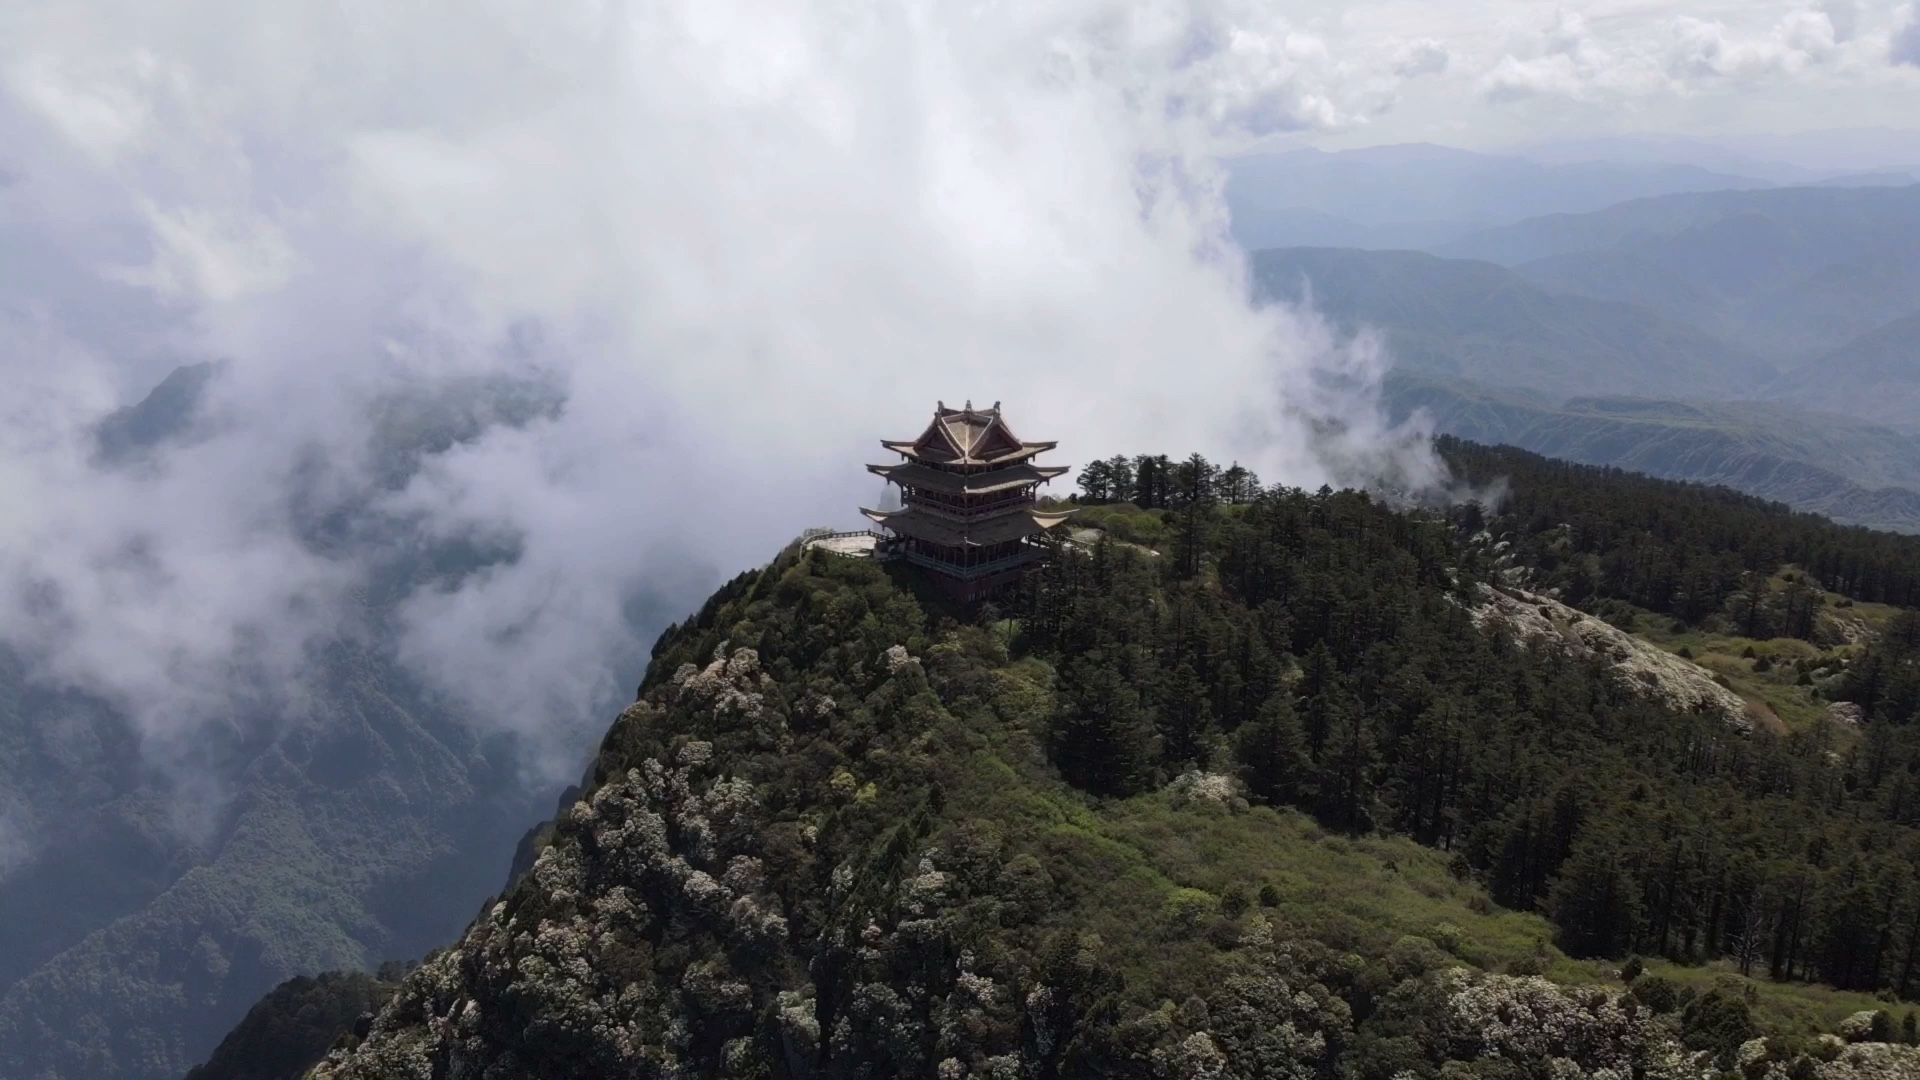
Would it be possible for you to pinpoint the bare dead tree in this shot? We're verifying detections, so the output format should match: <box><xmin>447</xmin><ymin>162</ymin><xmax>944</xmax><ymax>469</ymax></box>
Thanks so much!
<box><xmin>1732</xmin><ymin>887</ymin><xmax>1769</xmax><ymax>977</ymax></box>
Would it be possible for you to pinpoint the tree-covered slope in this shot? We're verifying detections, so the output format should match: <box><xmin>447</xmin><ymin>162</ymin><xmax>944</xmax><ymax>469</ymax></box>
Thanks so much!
<box><xmin>1249</xmin><ymin>247</ymin><xmax>1773</xmax><ymax>400</ymax></box>
<box><xmin>1386</xmin><ymin>374</ymin><xmax>1920</xmax><ymax>532</ymax></box>
<box><xmin>185</xmin><ymin>971</ymin><xmax>399</xmax><ymax>1080</ymax></box>
<box><xmin>304</xmin><ymin>456</ymin><xmax>1920</xmax><ymax>1080</ymax></box>
<box><xmin>0</xmin><ymin>637</ymin><xmax>537</xmax><ymax>1080</ymax></box>
<box><xmin>0</xmin><ymin>366</ymin><xmax>579</xmax><ymax>1080</ymax></box>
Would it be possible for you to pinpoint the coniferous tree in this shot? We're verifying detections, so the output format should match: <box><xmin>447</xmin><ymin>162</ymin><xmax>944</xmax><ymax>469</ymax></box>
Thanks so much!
<box><xmin>1170</xmin><ymin>454</ymin><xmax>1218</xmax><ymax>578</ymax></box>
<box><xmin>1236</xmin><ymin>692</ymin><xmax>1310</xmax><ymax>807</ymax></box>
<box><xmin>1103</xmin><ymin>456</ymin><xmax>1135</xmax><ymax>505</ymax></box>
<box><xmin>1215</xmin><ymin>462</ymin><xmax>1259</xmax><ymax>504</ymax></box>
<box><xmin>1075</xmin><ymin>459</ymin><xmax>1114</xmax><ymax>503</ymax></box>
<box><xmin>1315</xmin><ymin>698</ymin><xmax>1376</xmax><ymax>833</ymax></box>
<box><xmin>1160</xmin><ymin>661</ymin><xmax>1217</xmax><ymax>769</ymax></box>
<box><xmin>1053</xmin><ymin>654</ymin><xmax>1155</xmax><ymax>797</ymax></box>
<box><xmin>1298</xmin><ymin>643</ymin><xmax>1339</xmax><ymax>753</ymax></box>
<box><xmin>1550</xmin><ymin>836</ymin><xmax>1641</xmax><ymax>958</ymax></box>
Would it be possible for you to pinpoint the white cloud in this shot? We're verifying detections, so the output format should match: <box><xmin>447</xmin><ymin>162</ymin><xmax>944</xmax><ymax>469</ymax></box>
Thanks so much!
<box><xmin>0</xmin><ymin>0</ymin><xmax>1439</xmax><ymax>778</ymax></box>
<box><xmin>1478</xmin><ymin>10</ymin><xmax>1657</xmax><ymax>103</ymax></box>
<box><xmin>1895</xmin><ymin>3</ymin><xmax>1920</xmax><ymax>64</ymax></box>
<box><xmin>1665</xmin><ymin>11</ymin><xmax>1837</xmax><ymax>80</ymax></box>
<box><xmin>1393</xmin><ymin>39</ymin><xmax>1452</xmax><ymax>78</ymax></box>
<box><xmin>1820</xmin><ymin>0</ymin><xmax>1864</xmax><ymax>42</ymax></box>
<box><xmin>109</xmin><ymin>200</ymin><xmax>298</xmax><ymax>301</ymax></box>
<box><xmin>1475</xmin><ymin>4</ymin><xmax>1882</xmax><ymax>106</ymax></box>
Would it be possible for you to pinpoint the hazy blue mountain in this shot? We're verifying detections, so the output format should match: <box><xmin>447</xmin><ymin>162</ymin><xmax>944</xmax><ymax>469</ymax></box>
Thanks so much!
<box><xmin>1218</xmin><ymin>205</ymin><xmax>1467</xmax><ymax>252</ymax></box>
<box><xmin>1512</xmin><ymin>135</ymin><xmax>1827</xmax><ymax>183</ymax></box>
<box><xmin>1454</xmin><ymin>185</ymin><xmax>1920</xmax><ymax>361</ymax></box>
<box><xmin>1517</xmin><ymin>134</ymin><xmax>1920</xmax><ymax>186</ymax></box>
<box><xmin>1763</xmin><ymin>312</ymin><xmax>1920</xmax><ymax>431</ymax></box>
<box><xmin>1702</xmin><ymin>127</ymin><xmax>1920</xmax><ymax>175</ymax></box>
<box><xmin>1811</xmin><ymin>170</ymin><xmax>1919</xmax><ymax>187</ymax></box>
<box><xmin>1510</xmin><ymin>250</ymin><xmax>1725</xmax><ymax>331</ymax></box>
<box><xmin>1225</xmin><ymin>142</ymin><xmax>1772</xmax><ymax>250</ymax></box>
<box><xmin>1250</xmin><ymin>247</ymin><xmax>1774</xmax><ymax>400</ymax></box>
<box><xmin>1734</xmin><ymin>244</ymin><xmax>1920</xmax><ymax>361</ymax></box>
<box><xmin>1387</xmin><ymin>372</ymin><xmax>1920</xmax><ymax>532</ymax></box>
<box><xmin>1443</xmin><ymin>182</ymin><xmax>1920</xmax><ymax>267</ymax></box>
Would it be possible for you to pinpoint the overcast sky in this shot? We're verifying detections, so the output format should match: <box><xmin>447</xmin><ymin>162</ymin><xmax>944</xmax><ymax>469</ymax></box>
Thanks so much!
<box><xmin>1244</xmin><ymin>0</ymin><xmax>1920</xmax><ymax>155</ymax></box>
<box><xmin>0</xmin><ymin>0</ymin><xmax>1915</xmax><ymax>792</ymax></box>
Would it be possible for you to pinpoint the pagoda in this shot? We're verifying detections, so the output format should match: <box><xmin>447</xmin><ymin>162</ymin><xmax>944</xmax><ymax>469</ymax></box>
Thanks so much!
<box><xmin>862</xmin><ymin>401</ymin><xmax>1073</xmax><ymax>601</ymax></box>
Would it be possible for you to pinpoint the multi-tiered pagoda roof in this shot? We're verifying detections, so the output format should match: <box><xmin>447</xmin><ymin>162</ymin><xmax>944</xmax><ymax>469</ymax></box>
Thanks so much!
<box><xmin>862</xmin><ymin>402</ymin><xmax>1071</xmax><ymax>599</ymax></box>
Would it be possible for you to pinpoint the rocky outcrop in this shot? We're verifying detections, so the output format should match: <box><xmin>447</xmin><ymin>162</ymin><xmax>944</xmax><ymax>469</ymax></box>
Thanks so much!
<box><xmin>1473</xmin><ymin>586</ymin><xmax>1755</xmax><ymax>732</ymax></box>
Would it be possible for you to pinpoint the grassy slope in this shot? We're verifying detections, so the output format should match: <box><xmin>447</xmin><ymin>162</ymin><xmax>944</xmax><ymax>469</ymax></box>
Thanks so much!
<box><xmin>965</xmin><ymin>651</ymin><xmax>1557</xmax><ymax>988</ymax></box>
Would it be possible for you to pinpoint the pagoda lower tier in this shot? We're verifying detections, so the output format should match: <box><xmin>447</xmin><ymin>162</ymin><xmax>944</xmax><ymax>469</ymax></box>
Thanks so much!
<box><xmin>859</xmin><ymin>506</ymin><xmax>1073</xmax><ymax>595</ymax></box>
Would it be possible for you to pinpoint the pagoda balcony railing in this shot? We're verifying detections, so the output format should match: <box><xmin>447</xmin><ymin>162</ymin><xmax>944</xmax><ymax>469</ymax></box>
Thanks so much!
<box><xmin>899</xmin><ymin>495</ymin><xmax>1034</xmax><ymax>523</ymax></box>
<box><xmin>897</xmin><ymin>546</ymin><xmax>1042</xmax><ymax>581</ymax></box>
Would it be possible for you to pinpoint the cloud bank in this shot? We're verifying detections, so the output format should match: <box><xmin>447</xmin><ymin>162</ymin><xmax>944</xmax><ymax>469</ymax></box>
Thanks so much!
<box><xmin>0</xmin><ymin>0</ymin><xmax>1440</xmax><ymax>777</ymax></box>
<box><xmin>1477</xmin><ymin>7</ymin><xmax>1862</xmax><ymax>104</ymax></box>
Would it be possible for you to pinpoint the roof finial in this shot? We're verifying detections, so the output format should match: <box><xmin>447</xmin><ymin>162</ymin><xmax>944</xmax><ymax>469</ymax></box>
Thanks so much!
<box><xmin>936</xmin><ymin>400</ymin><xmax>945</xmax><ymax>411</ymax></box>
<box><xmin>965</xmin><ymin>399</ymin><xmax>972</xmax><ymax>411</ymax></box>
<box><xmin>993</xmin><ymin>400</ymin><xmax>1001</xmax><ymax>410</ymax></box>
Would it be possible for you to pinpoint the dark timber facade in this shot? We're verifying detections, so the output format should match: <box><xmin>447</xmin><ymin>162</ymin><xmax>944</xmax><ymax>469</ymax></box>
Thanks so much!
<box><xmin>863</xmin><ymin>402</ymin><xmax>1072</xmax><ymax>602</ymax></box>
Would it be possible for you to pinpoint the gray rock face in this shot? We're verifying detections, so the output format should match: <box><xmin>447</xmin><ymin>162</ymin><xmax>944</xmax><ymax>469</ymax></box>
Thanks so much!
<box><xmin>1472</xmin><ymin>586</ymin><xmax>1754</xmax><ymax>732</ymax></box>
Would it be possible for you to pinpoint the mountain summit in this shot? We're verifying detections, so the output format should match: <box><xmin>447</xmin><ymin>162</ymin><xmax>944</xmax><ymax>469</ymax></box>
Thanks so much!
<box><xmin>285</xmin><ymin>447</ymin><xmax>1920</xmax><ymax>1080</ymax></box>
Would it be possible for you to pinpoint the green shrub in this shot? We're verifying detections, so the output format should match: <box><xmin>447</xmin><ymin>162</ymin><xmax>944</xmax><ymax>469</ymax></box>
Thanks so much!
<box><xmin>1631</xmin><ymin>974</ymin><xmax>1680</xmax><ymax>1014</ymax></box>
<box><xmin>1163</xmin><ymin>888</ymin><xmax>1219</xmax><ymax>933</ymax></box>
<box><xmin>1682</xmin><ymin>990</ymin><xmax>1758</xmax><ymax>1065</ymax></box>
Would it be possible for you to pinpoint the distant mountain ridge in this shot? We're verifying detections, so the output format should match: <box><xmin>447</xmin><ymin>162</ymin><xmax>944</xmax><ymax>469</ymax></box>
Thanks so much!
<box><xmin>1387</xmin><ymin>373</ymin><xmax>1920</xmax><ymax>532</ymax></box>
<box><xmin>1437</xmin><ymin>183</ymin><xmax>1920</xmax><ymax>267</ymax></box>
<box><xmin>1225</xmin><ymin>142</ymin><xmax>1776</xmax><ymax>251</ymax></box>
<box><xmin>1250</xmin><ymin>247</ymin><xmax>1774</xmax><ymax>401</ymax></box>
<box><xmin>1238</xmin><ymin>178</ymin><xmax>1920</xmax><ymax>464</ymax></box>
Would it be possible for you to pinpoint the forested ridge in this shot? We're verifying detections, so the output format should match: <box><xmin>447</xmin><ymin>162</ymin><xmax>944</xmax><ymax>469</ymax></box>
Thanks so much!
<box><xmin>253</xmin><ymin>440</ymin><xmax>1920</xmax><ymax>1079</ymax></box>
<box><xmin>1057</xmin><ymin>441</ymin><xmax>1920</xmax><ymax>996</ymax></box>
